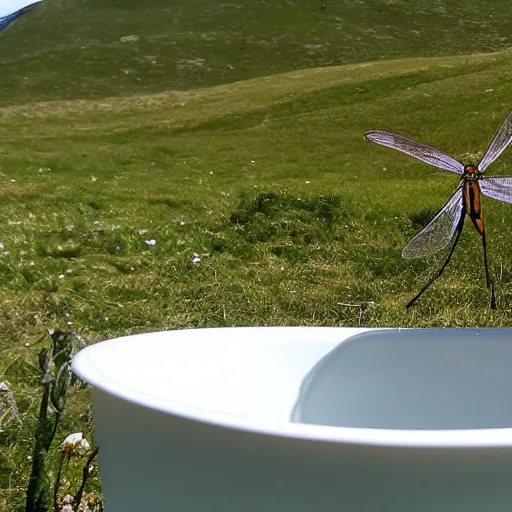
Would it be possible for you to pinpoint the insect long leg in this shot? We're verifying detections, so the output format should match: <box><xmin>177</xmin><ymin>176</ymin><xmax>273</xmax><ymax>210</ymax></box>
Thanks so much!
<box><xmin>481</xmin><ymin>231</ymin><xmax>497</xmax><ymax>310</ymax></box>
<box><xmin>406</xmin><ymin>215</ymin><xmax>465</xmax><ymax>309</ymax></box>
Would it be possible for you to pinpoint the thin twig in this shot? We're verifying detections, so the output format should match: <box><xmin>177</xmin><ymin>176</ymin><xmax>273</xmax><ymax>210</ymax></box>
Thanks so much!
<box><xmin>336</xmin><ymin>301</ymin><xmax>375</xmax><ymax>308</ymax></box>
<box><xmin>53</xmin><ymin>453</ymin><xmax>66</xmax><ymax>512</ymax></box>
<box><xmin>337</xmin><ymin>301</ymin><xmax>376</xmax><ymax>327</ymax></box>
<box><xmin>74</xmin><ymin>447</ymin><xmax>100</xmax><ymax>507</ymax></box>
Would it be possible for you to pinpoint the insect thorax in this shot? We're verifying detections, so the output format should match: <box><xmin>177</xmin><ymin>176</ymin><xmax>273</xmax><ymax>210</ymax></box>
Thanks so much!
<box><xmin>463</xmin><ymin>164</ymin><xmax>481</xmax><ymax>181</ymax></box>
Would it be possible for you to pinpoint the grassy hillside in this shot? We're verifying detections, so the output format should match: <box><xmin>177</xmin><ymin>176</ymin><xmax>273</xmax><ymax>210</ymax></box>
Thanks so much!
<box><xmin>0</xmin><ymin>0</ymin><xmax>512</xmax><ymax>106</ymax></box>
<box><xmin>3</xmin><ymin>56</ymin><xmax>512</xmax><ymax>507</ymax></box>
<box><xmin>2</xmin><ymin>1</ymin><xmax>512</xmax><ymax>509</ymax></box>
<box><xmin>1</xmin><ymin>52</ymin><xmax>512</xmax><ymax>347</ymax></box>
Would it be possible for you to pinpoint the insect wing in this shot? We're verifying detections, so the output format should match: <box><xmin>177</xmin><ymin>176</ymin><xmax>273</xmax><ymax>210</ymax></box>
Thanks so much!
<box><xmin>365</xmin><ymin>131</ymin><xmax>464</xmax><ymax>174</ymax></box>
<box><xmin>478</xmin><ymin>111</ymin><xmax>512</xmax><ymax>173</ymax></box>
<box><xmin>402</xmin><ymin>187</ymin><xmax>463</xmax><ymax>260</ymax></box>
<box><xmin>480</xmin><ymin>176</ymin><xmax>512</xmax><ymax>204</ymax></box>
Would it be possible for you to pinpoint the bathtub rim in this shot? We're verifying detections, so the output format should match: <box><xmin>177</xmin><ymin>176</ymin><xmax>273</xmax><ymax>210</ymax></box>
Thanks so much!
<box><xmin>71</xmin><ymin>325</ymin><xmax>512</xmax><ymax>450</ymax></box>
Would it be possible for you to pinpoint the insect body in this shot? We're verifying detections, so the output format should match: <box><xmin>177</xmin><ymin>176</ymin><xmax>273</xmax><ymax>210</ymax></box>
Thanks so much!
<box><xmin>365</xmin><ymin>111</ymin><xmax>512</xmax><ymax>309</ymax></box>
<box><xmin>462</xmin><ymin>165</ymin><xmax>484</xmax><ymax>234</ymax></box>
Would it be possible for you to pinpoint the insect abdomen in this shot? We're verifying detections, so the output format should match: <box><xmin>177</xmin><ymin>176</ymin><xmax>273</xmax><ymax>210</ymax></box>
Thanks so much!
<box><xmin>464</xmin><ymin>180</ymin><xmax>485</xmax><ymax>235</ymax></box>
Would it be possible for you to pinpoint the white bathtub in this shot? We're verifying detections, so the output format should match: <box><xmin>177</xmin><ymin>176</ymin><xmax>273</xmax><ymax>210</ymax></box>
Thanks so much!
<box><xmin>72</xmin><ymin>326</ymin><xmax>512</xmax><ymax>512</ymax></box>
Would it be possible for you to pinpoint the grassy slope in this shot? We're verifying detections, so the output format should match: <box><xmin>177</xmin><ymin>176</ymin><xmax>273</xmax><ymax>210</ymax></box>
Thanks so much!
<box><xmin>2</xmin><ymin>0</ymin><xmax>512</xmax><ymax>509</ymax></box>
<box><xmin>1</xmin><ymin>53</ymin><xmax>512</xmax><ymax>348</ymax></box>
<box><xmin>3</xmin><ymin>61</ymin><xmax>512</xmax><ymax>505</ymax></box>
<box><xmin>0</xmin><ymin>0</ymin><xmax>512</xmax><ymax>106</ymax></box>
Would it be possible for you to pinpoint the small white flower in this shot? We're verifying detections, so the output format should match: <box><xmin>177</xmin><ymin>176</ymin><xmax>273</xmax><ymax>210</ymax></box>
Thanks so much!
<box><xmin>66</xmin><ymin>269</ymin><xmax>73</xmax><ymax>274</ymax></box>
<box><xmin>91</xmin><ymin>176</ymin><xmax>97</xmax><ymax>182</ymax></box>
<box><xmin>145</xmin><ymin>239</ymin><xmax>157</xmax><ymax>246</ymax></box>
<box><xmin>192</xmin><ymin>253</ymin><xmax>201</xmax><ymax>264</ymax></box>
<box><xmin>28</xmin><ymin>212</ymin><xmax>36</xmax><ymax>219</ymax></box>
<box><xmin>58</xmin><ymin>274</ymin><xmax>65</xmax><ymax>279</ymax></box>
<box><xmin>305</xmin><ymin>181</ymin><xmax>310</xmax><ymax>184</ymax></box>
<box><xmin>62</xmin><ymin>495</ymin><xmax>73</xmax><ymax>506</ymax></box>
<box><xmin>60</xmin><ymin>432</ymin><xmax>91</xmax><ymax>455</ymax></box>
<box><xmin>180</xmin><ymin>221</ymin><xmax>185</xmax><ymax>226</ymax></box>
<box><xmin>209</xmin><ymin>171</ymin><xmax>214</xmax><ymax>175</ymax></box>
<box><xmin>250</xmin><ymin>160</ymin><xmax>255</xmax><ymax>165</ymax></box>
<box><xmin>138</xmin><ymin>228</ymin><xmax>149</xmax><ymax>235</ymax></box>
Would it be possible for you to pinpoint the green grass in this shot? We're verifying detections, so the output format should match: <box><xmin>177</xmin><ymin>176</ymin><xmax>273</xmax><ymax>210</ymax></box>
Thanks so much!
<box><xmin>2</xmin><ymin>0</ymin><xmax>512</xmax><ymax>509</ymax></box>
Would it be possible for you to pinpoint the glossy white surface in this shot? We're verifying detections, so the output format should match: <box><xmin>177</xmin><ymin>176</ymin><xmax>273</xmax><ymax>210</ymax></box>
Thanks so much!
<box><xmin>72</xmin><ymin>327</ymin><xmax>512</xmax><ymax>512</ymax></box>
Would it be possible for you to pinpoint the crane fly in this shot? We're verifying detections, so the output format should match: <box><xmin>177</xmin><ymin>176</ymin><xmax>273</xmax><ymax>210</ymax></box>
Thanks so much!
<box><xmin>364</xmin><ymin>111</ymin><xmax>512</xmax><ymax>309</ymax></box>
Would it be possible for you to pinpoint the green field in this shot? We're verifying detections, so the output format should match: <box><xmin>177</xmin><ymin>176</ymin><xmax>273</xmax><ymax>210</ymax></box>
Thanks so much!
<box><xmin>1</xmin><ymin>0</ymin><xmax>512</xmax><ymax>509</ymax></box>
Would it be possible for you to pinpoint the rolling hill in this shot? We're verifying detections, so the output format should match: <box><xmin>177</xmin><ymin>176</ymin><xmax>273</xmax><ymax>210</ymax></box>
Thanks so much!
<box><xmin>0</xmin><ymin>0</ymin><xmax>511</xmax><ymax>107</ymax></box>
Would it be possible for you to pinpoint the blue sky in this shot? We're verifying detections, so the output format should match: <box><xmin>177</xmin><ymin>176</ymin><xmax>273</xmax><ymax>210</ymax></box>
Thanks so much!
<box><xmin>0</xmin><ymin>0</ymin><xmax>40</xmax><ymax>17</ymax></box>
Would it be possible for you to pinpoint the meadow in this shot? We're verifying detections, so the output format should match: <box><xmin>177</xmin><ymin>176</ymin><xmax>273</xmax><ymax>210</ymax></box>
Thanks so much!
<box><xmin>1</xmin><ymin>0</ymin><xmax>512</xmax><ymax>509</ymax></box>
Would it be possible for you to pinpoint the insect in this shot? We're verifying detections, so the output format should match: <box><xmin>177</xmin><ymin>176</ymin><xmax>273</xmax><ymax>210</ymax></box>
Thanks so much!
<box><xmin>364</xmin><ymin>111</ymin><xmax>512</xmax><ymax>309</ymax></box>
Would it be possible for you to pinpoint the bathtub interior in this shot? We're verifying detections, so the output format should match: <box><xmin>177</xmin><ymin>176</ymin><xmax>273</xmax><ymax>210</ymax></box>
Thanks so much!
<box><xmin>293</xmin><ymin>328</ymin><xmax>512</xmax><ymax>430</ymax></box>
